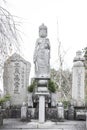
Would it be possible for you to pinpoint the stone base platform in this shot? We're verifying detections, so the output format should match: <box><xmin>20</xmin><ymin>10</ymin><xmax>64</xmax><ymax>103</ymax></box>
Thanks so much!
<box><xmin>0</xmin><ymin>118</ymin><xmax>86</xmax><ymax>130</ymax></box>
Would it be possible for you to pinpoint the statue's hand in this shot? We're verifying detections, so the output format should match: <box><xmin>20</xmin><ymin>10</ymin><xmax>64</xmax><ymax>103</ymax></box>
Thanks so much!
<box><xmin>45</xmin><ymin>39</ymin><xmax>50</xmax><ymax>49</ymax></box>
<box><xmin>45</xmin><ymin>43</ymin><xmax>50</xmax><ymax>49</ymax></box>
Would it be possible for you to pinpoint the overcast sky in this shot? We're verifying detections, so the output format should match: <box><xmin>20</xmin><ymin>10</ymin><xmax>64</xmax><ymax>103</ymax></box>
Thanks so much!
<box><xmin>0</xmin><ymin>0</ymin><xmax>87</xmax><ymax>90</ymax></box>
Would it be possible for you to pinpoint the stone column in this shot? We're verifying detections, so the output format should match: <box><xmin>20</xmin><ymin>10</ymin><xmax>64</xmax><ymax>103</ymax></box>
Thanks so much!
<box><xmin>72</xmin><ymin>51</ymin><xmax>85</xmax><ymax>106</ymax></box>
<box><xmin>39</xmin><ymin>95</ymin><xmax>45</xmax><ymax>123</ymax></box>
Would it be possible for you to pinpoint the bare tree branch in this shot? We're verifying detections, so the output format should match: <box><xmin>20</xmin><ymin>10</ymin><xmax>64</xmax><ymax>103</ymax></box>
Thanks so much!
<box><xmin>0</xmin><ymin>2</ymin><xmax>21</xmax><ymax>78</ymax></box>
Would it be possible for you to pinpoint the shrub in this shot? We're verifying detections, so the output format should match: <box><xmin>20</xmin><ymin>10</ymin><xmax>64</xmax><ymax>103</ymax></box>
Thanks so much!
<box><xmin>0</xmin><ymin>98</ymin><xmax>5</xmax><ymax>106</ymax></box>
<box><xmin>4</xmin><ymin>94</ymin><xmax>11</xmax><ymax>101</ymax></box>
<box><xmin>0</xmin><ymin>94</ymin><xmax>11</xmax><ymax>106</ymax></box>
<box><xmin>48</xmin><ymin>80</ymin><xmax>56</xmax><ymax>93</ymax></box>
<box><xmin>28</xmin><ymin>80</ymin><xmax>36</xmax><ymax>92</ymax></box>
<box><xmin>62</xmin><ymin>100</ymin><xmax>70</xmax><ymax>108</ymax></box>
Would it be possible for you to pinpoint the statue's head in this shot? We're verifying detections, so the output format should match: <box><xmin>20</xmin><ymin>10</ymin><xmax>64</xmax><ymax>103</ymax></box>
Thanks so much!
<box><xmin>39</xmin><ymin>23</ymin><xmax>47</xmax><ymax>38</ymax></box>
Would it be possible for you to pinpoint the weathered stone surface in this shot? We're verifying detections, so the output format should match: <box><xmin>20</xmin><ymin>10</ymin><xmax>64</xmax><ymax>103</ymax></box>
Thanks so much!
<box><xmin>72</xmin><ymin>51</ymin><xmax>85</xmax><ymax>106</ymax></box>
<box><xmin>21</xmin><ymin>103</ymin><xmax>27</xmax><ymax>121</ymax></box>
<box><xmin>57</xmin><ymin>102</ymin><xmax>64</xmax><ymax>121</ymax></box>
<box><xmin>33</xmin><ymin>24</ymin><xmax>50</xmax><ymax>78</ymax></box>
<box><xmin>51</xmin><ymin>93</ymin><xmax>57</xmax><ymax>107</ymax></box>
<box><xmin>27</xmin><ymin>93</ymin><xmax>33</xmax><ymax>107</ymax></box>
<box><xmin>75</xmin><ymin>107</ymin><xmax>87</xmax><ymax>120</ymax></box>
<box><xmin>68</xmin><ymin>105</ymin><xmax>75</xmax><ymax>120</ymax></box>
<box><xmin>35</xmin><ymin>80</ymin><xmax>50</xmax><ymax>123</ymax></box>
<box><xmin>28</xmin><ymin>108</ymin><xmax>35</xmax><ymax>119</ymax></box>
<box><xmin>46</xmin><ymin>108</ymin><xmax>58</xmax><ymax>121</ymax></box>
<box><xmin>39</xmin><ymin>95</ymin><xmax>45</xmax><ymax>123</ymax></box>
<box><xmin>3</xmin><ymin>53</ymin><xmax>31</xmax><ymax>106</ymax></box>
<box><xmin>10</xmin><ymin>107</ymin><xmax>21</xmax><ymax>118</ymax></box>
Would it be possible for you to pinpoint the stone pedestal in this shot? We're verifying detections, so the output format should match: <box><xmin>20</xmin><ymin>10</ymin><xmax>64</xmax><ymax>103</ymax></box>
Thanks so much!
<box><xmin>35</xmin><ymin>78</ymin><xmax>50</xmax><ymax>123</ymax></box>
<box><xmin>39</xmin><ymin>95</ymin><xmax>45</xmax><ymax>123</ymax></box>
<box><xmin>35</xmin><ymin>91</ymin><xmax>49</xmax><ymax>123</ymax></box>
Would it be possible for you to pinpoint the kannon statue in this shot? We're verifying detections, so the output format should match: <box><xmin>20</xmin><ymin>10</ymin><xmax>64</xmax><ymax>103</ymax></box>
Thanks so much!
<box><xmin>33</xmin><ymin>24</ymin><xmax>50</xmax><ymax>78</ymax></box>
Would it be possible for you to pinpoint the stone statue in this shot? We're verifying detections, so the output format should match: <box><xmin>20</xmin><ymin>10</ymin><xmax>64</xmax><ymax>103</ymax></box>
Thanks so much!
<box><xmin>33</xmin><ymin>24</ymin><xmax>50</xmax><ymax>78</ymax></box>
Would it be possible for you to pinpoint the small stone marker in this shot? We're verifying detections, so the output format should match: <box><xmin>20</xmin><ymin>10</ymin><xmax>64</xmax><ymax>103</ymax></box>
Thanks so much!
<box><xmin>57</xmin><ymin>102</ymin><xmax>64</xmax><ymax>121</ymax></box>
<box><xmin>21</xmin><ymin>102</ymin><xmax>27</xmax><ymax>121</ymax></box>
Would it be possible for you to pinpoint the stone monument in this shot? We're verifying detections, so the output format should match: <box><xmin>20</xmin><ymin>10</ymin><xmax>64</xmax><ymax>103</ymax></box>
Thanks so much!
<box><xmin>21</xmin><ymin>102</ymin><xmax>27</xmax><ymax>121</ymax></box>
<box><xmin>33</xmin><ymin>24</ymin><xmax>50</xmax><ymax>123</ymax></box>
<box><xmin>51</xmin><ymin>92</ymin><xmax>57</xmax><ymax>107</ymax></box>
<box><xmin>68</xmin><ymin>103</ymin><xmax>74</xmax><ymax>120</ymax></box>
<box><xmin>57</xmin><ymin>102</ymin><xmax>64</xmax><ymax>121</ymax></box>
<box><xmin>3</xmin><ymin>53</ymin><xmax>31</xmax><ymax>106</ymax></box>
<box><xmin>72</xmin><ymin>51</ymin><xmax>85</xmax><ymax>106</ymax></box>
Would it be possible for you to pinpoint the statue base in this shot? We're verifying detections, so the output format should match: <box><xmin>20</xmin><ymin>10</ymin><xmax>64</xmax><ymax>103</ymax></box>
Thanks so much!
<box><xmin>34</xmin><ymin>77</ymin><xmax>50</xmax><ymax>123</ymax></box>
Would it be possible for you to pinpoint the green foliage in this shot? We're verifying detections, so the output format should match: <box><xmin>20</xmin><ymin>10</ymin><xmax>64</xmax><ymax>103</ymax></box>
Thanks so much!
<box><xmin>0</xmin><ymin>94</ymin><xmax>11</xmax><ymax>106</ymax></box>
<box><xmin>28</xmin><ymin>80</ymin><xmax>36</xmax><ymax>92</ymax></box>
<box><xmin>48</xmin><ymin>79</ymin><xmax>56</xmax><ymax>93</ymax></box>
<box><xmin>4</xmin><ymin>94</ymin><xmax>11</xmax><ymax>99</ymax></box>
<box><xmin>62</xmin><ymin>100</ymin><xmax>70</xmax><ymax>108</ymax></box>
<box><xmin>0</xmin><ymin>98</ymin><xmax>5</xmax><ymax>105</ymax></box>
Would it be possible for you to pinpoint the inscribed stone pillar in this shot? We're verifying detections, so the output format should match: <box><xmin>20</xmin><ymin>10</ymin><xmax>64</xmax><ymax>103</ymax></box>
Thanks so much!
<box><xmin>72</xmin><ymin>51</ymin><xmax>85</xmax><ymax>106</ymax></box>
<box><xmin>3</xmin><ymin>53</ymin><xmax>31</xmax><ymax>106</ymax></box>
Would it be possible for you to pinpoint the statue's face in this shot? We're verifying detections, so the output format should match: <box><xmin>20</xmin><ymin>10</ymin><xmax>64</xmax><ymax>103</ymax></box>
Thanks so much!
<box><xmin>39</xmin><ymin>29</ymin><xmax>47</xmax><ymax>38</ymax></box>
